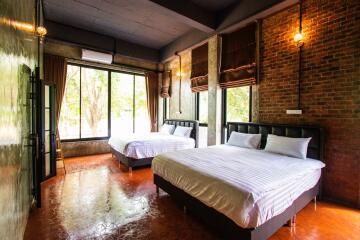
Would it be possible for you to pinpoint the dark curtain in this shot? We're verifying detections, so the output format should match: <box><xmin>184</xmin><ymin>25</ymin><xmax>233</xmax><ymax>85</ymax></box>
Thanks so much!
<box><xmin>145</xmin><ymin>71</ymin><xmax>159</xmax><ymax>132</ymax></box>
<box><xmin>161</xmin><ymin>70</ymin><xmax>172</xmax><ymax>98</ymax></box>
<box><xmin>220</xmin><ymin>23</ymin><xmax>256</xmax><ymax>89</ymax></box>
<box><xmin>190</xmin><ymin>43</ymin><xmax>208</xmax><ymax>92</ymax></box>
<box><xmin>44</xmin><ymin>54</ymin><xmax>67</xmax><ymax>140</ymax></box>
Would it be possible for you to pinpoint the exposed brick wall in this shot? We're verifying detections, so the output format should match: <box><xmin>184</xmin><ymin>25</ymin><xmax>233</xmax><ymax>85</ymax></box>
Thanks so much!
<box><xmin>259</xmin><ymin>0</ymin><xmax>360</xmax><ymax>207</ymax></box>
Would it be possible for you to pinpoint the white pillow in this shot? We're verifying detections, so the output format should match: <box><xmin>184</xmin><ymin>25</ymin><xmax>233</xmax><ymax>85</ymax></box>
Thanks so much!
<box><xmin>173</xmin><ymin>126</ymin><xmax>193</xmax><ymax>138</ymax></box>
<box><xmin>227</xmin><ymin>132</ymin><xmax>262</xmax><ymax>149</ymax></box>
<box><xmin>264</xmin><ymin>134</ymin><xmax>311</xmax><ymax>159</ymax></box>
<box><xmin>159</xmin><ymin>124</ymin><xmax>175</xmax><ymax>135</ymax></box>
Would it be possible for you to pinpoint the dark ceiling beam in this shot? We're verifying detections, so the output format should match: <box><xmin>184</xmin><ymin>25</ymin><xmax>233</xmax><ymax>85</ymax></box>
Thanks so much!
<box><xmin>45</xmin><ymin>20</ymin><xmax>160</xmax><ymax>62</ymax></box>
<box><xmin>160</xmin><ymin>29</ymin><xmax>209</xmax><ymax>62</ymax></box>
<box><xmin>149</xmin><ymin>0</ymin><xmax>216</xmax><ymax>33</ymax></box>
<box><xmin>217</xmin><ymin>0</ymin><xmax>290</xmax><ymax>32</ymax></box>
<box><xmin>160</xmin><ymin>0</ymin><xmax>297</xmax><ymax>62</ymax></box>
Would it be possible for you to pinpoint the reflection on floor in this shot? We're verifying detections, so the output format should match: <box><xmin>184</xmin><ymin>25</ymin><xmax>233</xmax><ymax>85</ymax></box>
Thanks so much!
<box><xmin>24</xmin><ymin>154</ymin><xmax>360</xmax><ymax>240</ymax></box>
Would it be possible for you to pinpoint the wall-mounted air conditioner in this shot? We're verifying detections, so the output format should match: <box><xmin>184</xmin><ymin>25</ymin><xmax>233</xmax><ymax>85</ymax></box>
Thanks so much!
<box><xmin>81</xmin><ymin>49</ymin><xmax>112</xmax><ymax>64</ymax></box>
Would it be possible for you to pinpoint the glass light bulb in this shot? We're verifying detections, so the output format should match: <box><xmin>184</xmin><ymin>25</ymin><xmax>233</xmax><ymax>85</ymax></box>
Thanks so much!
<box><xmin>294</xmin><ymin>33</ymin><xmax>303</xmax><ymax>43</ymax></box>
<box><xmin>36</xmin><ymin>26</ymin><xmax>47</xmax><ymax>37</ymax></box>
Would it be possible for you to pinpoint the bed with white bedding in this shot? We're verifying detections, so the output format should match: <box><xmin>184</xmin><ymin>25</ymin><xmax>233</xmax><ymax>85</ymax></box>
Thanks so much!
<box><xmin>152</xmin><ymin>122</ymin><xmax>324</xmax><ymax>240</ymax></box>
<box><xmin>152</xmin><ymin>145</ymin><xmax>324</xmax><ymax>228</ymax></box>
<box><xmin>109</xmin><ymin>133</ymin><xmax>195</xmax><ymax>159</ymax></box>
<box><xmin>109</xmin><ymin>119</ymin><xmax>199</xmax><ymax>170</ymax></box>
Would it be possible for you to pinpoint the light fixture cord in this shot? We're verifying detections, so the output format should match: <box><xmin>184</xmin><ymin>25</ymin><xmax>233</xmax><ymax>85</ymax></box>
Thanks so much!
<box><xmin>298</xmin><ymin>0</ymin><xmax>303</xmax><ymax>109</ymax></box>
<box><xmin>175</xmin><ymin>52</ymin><xmax>182</xmax><ymax>114</ymax></box>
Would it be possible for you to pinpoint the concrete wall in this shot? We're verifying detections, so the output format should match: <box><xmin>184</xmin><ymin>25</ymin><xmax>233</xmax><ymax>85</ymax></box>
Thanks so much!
<box><xmin>62</xmin><ymin>140</ymin><xmax>110</xmax><ymax>158</ymax></box>
<box><xmin>0</xmin><ymin>0</ymin><xmax>38</xmax><ymax>239</ymax></box>
<box><xmin>45</xmin><ymin>40</ymin><xmax>160</xmax><ymax>72</ymax></box>
<box><xmin>164</xmin><ymin>50</ymin><xmax>196</xmax><ymax>120</ymax></box>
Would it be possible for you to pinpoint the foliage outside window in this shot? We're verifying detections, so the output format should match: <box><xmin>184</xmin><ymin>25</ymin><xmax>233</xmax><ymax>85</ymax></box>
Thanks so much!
<box><xmin>59</xmin><ymin>65</ymin><xmax>81</xmax><ymax>139</ymax></box>
<box><xmin>196</xmin><ymin>91</ymin><xmax>208</xmax><ymax>148</ymax></box>
<box><xmin>198</xmin><ymin>91</ymin><xmax>208</xmax><ymax>124</ymax></box>
<box><xmin>226</xmin><ymin>86</ymin><xmax>250</xmax><ymax>122</ymax></box>
<box><xmin>59</xmin><ymin>64</ymin><xmax>149</xmax><ymax>140</ymax></box>
<box><xmin>81</xmin><ymin>67</ymin><xmax>108</xmax><ymax>138</ymax></box>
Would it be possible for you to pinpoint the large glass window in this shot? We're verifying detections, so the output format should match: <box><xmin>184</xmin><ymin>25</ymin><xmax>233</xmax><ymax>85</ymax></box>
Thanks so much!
<box><xmin>134</xmin><ymin>75</ymin><xmax>150</xmax><ymax>133</ymax></box>
<box><xmin>59</xmin><ymin>64</ymin><xmax>149</xmax><ymax>141</ymax></box>
<box><xmin>111</xmin><ymin>72</ymin><xmax>134</xmax><ymax>135</ymax></box>
<box><xmin>59</xmin><ymin>65</ymin><xmax>109</xmax><ymax>140</ymax></box>
<box><xmin>110</xmin><ymin>73</ymin><xmax>149</xmax><ymax>136</ymax></box>
<box><xmin>223</xmin><ymin>86</ymin><xmax>251</xmax><ymax>142</ymax></box>
<box><xmin>196</xmin><ymin>91</ymin><xmax>208</xmax><ymax>148</ymax></box>
<box><xmin>198</xmin><ymin>91</ymin><xmax>208</xmax><ymax>124</ymax></box>
<box><xmin>81</xmin><ymin>67</ymin><xmax>109</xmax><ymax>138</ymax></box>
<box><xmin>59</xmin><ymin>65</ymin><xmax>80</xmax><ymax>139</ymax></box>
<box><xmin>226</xmin><ymin>86</ymin><xmax>250</xmax><ymax>122</ymax></box>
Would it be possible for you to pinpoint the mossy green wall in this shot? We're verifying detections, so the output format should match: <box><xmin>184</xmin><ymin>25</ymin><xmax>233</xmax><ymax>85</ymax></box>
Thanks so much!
<box><xmin>0</xmin><ymin>0</ymin><xmax>38</xmax><ymax>239</ymax></box>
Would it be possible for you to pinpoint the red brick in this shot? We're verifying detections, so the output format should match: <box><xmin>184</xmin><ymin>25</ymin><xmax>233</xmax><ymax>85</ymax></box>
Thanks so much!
<box><xmin>259</xmin><ymin>0</ymin><xmax>360</xmax><ymax>207</ymax></box>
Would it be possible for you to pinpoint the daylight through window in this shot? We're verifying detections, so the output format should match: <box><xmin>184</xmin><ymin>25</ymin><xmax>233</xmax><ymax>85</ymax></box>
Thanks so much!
<box><xmin>59</xmin><ymin>64</ymin><xmax>149</xmax><ymax>140</ymax></box>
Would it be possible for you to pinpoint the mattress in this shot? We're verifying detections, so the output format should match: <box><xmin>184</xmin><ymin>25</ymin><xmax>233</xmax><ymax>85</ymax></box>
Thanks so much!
<box><xmin>152</xmin><ymin>145</ymin><xmax>325</xmax><ymax>228</ymax></box>
<box><xmin>108</xmin><ymin>133</ymin><xmax>195</xmax><ymax>159</ymax></box>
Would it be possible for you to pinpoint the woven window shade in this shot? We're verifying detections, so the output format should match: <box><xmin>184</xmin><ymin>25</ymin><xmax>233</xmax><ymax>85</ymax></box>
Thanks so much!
<box><xmin>220</xmin><ymin>23</ymin><xmax>256</xmax><ymax>89</ymax></box>
<box><xmin>190</xmin><ymin>43</ymin><xmax>208</xmax><ymax>92</ymax></box>
<box><xmin>161</xmin><ymin>70</ymin><xmax>172</xmax><ymax>98</ymax></box>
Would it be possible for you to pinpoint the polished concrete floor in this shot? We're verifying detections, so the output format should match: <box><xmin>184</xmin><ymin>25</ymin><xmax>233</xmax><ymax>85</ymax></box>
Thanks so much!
<box><xmin>24</xmin><ymin>154</ymin><xmax>360</xmax><ymax>240</ymax></box>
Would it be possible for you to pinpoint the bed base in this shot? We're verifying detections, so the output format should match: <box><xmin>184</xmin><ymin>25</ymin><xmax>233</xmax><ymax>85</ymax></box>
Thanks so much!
<box><xmin>111</xmin><ymin>147</ymin><xmax>153</xmax><ymax>171</ymax></box>
<box><xmin>154</xmin><ymin>174</ymin><xmax>319</xmax><ymax>240</ymax></box>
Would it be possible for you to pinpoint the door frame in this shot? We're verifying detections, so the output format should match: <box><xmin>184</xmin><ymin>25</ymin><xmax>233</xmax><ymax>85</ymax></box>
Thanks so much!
<box><xmin>39</xmin><ymin>81</ymin><xmax>57</xmax><ymax>181</ymax></box>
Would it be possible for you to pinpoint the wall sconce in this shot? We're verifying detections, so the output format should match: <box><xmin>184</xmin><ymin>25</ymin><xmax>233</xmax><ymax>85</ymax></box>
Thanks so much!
<box><xmin>36</xmin><ymin>26</ymin><xmax>47</xmax><ymax>37</ymax></box>
<box><xmin>294</xmin><ymin>32</ymin><xmax>304</xmax><ymax>47</ymax></box>
<box><xmin>176</xmin><ymin>71</ymin><xmax>182</xmax><ymax>77</ymax></box>
<box><xmin>287</xmin><ymin>0</ymin><xmax>304</xmax><ymax>115</ymax></box>
<box><xmin>35</xmin><ymin>25</ymin><xmax>47</xmax><ymax>44</ymax></box>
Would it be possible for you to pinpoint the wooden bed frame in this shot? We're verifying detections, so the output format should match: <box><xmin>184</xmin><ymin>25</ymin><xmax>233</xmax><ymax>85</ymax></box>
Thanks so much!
<box><xmin>154</xmin><ymin>122</ymin><xmax>324</xmax><ymax>240</ymax></box>
<box><xmin>111</xmin><ymin>119</ymin><xmax>199</xmax><ymax>171</ymax></box>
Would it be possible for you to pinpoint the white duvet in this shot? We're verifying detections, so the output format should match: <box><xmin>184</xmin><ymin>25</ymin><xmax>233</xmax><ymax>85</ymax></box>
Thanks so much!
<box><xmin>108</xmin><ymin>133</ymin><xmax>195</xmax><ymax>159</ymax></box>
<box><xmin>152</xmin><ymin>145</ymin><xmax>325</xmax><ymax>228</ymax></box>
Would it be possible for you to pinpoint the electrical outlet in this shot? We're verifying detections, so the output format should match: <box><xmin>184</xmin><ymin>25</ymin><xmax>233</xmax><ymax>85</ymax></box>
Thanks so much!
<box><xmin>286</xmin><ymin>109</ymin><xmax>303</xmax><ymax>114</ymax></box>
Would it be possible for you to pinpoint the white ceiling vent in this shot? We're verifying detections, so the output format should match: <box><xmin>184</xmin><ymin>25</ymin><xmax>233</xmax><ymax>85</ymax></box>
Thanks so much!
<box><xmin>81</xmin><ymin>49</ymin><xmax>112</xmax><ymax>64</ymax></box>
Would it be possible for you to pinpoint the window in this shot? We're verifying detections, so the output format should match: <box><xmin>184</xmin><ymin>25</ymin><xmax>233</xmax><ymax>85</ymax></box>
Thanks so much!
<box><xmin>110</xmin><ymin>73</ymin><xmax>149</xmax><ymax>136</ymax></box>
<box><xmin>59</xmin><ymin>65</ymin><xmax>80</xmax><ymax>139</ymax></box>
<box><xmin>222</xmin><ymin>86</ymin><xmax>251</xmax><ymax>142</ymax></box>
<box><xmin>81</xmin><ymin>67</ymin><xmax>109</xmax><ymax>138</ymax></box>
<box><xmin>59</xmin><ymin>65</ymin><xmax>109</xmax><ymax>140</ymax></box>
<box><xmin>197</xmin><ymin>91</ymin><xmax>208</xmax><ymax>124</ymax></box>
<box><xmin>226</xmin><ymin>86</ymin><xmax>250</xmax><ymax>122</ymax></box>
<box><xmin>134</xmin><ymin>75</ymin><xmax>149</xmax><ymax>134</ymax></box>
<box><xmin>196</xmin><ymin>91</ymin><xmax>208</xmax><ymax>148</ymax></box>
<box><xmin>59</xmin><ymin>64</ymin><xmax>149</xmax><ymax>141</ymax></box>
<box><xmin>163</xmin><ymin>98</ymin><xmax>170</xmax><ymax>121</ymax></box>
<box><xmin>111</xmin><ymin>72</ymin><xmax>133</xmax><ymax>135</ymax></box>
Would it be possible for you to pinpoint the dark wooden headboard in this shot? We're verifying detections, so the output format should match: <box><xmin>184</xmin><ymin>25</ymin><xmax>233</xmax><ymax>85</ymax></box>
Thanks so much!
<box><xmin>227</xmin><ymin>122</ymin><xmax>324</xmax><ymax>161</ymax></box>
<box><xmin>164</xmin><ymin>119</ymin><xmax>199</xmax><ymax>148</ymax></box>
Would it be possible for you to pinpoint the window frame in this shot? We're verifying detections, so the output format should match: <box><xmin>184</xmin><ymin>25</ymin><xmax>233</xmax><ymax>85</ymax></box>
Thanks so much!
<box><xmin>195</xmin><ymin>91</ymin><xmax>208</xmax><ymax>127</ymax></box>
<box><xmin>221</xmin><ymin>86</ymin><xmax>252</xmax><ymax>143</ymax></box>
<box><xmin>61</xmin><ymin>63</ymin><xmax>146</xmax><ymax>142</ymax></box>
<box><xmin>163</xmin><ymin>97</ymin><xmax>170</xmax><ymax>122</ymax></box>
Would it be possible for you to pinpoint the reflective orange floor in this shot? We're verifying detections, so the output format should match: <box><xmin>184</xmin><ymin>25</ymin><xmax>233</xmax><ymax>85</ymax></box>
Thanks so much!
<box><xmin>24</xmin><ymin>154</ymin><xmax>360</xmax><ymax>240</ymax></box>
